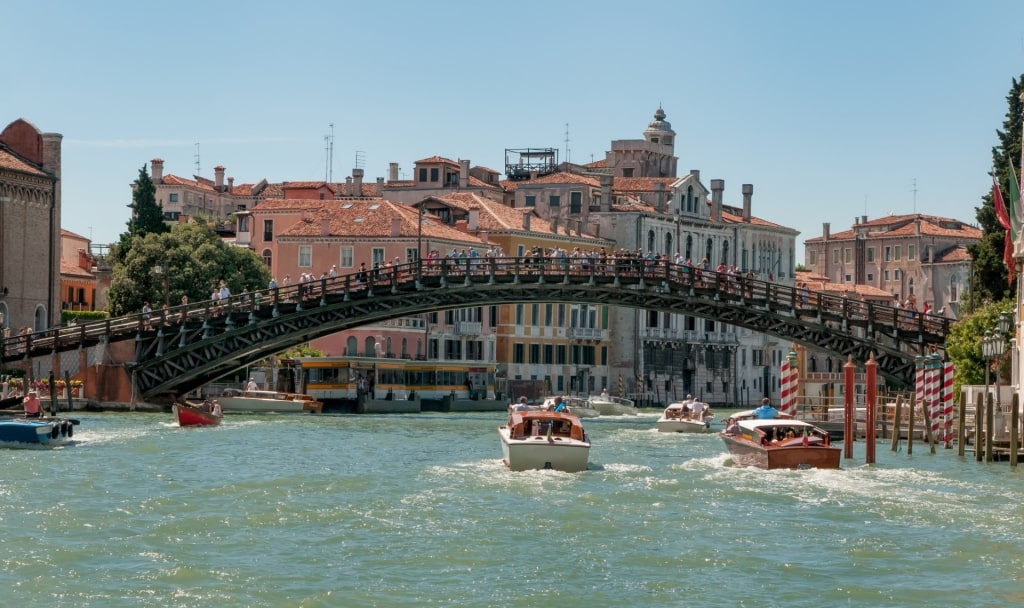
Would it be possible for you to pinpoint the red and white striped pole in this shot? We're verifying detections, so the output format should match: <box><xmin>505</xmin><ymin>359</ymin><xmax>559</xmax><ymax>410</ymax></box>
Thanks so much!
<box><xmin>780</xmin><ymin>350</ymin><xmax>798</xmax><ymax>417</ymax></box>
<box><xmin>942</xmin><ymin>360</ymin><xmax>955</xmax><ymax>448</ymax></box>
<box><xmin>925</xmin><ymin>355</ymin><xmax>941</xmax><ymax>445</ymax></box>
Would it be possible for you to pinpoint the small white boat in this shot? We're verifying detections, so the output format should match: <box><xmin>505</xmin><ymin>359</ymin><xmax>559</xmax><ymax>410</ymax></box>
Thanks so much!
<box><xmin>656</xmin><ymin>401</ymin><xmax>714</xmax><ymax>433</ymax></box>
<box><xmin>498</xmin><ymin>409</ymin><xmax>591</xmax><ymax>472</ymax></box>
<box><xmin>215</xmin><ymin>389</ymin><xmax>323</xmax><ymax>414</ymax></box>
<box><xmin>588</xmin><ymin>393</ymin><xmax>637</xmax><ymax>416</ymax></box>
<box><xmin>508</xmin><ymin>395</ymin><xmax>600</xmax><ymax>418</ymax></box>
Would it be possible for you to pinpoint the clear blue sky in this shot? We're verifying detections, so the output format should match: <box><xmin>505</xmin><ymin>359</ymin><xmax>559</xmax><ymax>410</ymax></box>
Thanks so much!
<box><xmin>6</xmin><ymin>0</ymin><xmax>1024</xmax><ymax>257</ymax></box>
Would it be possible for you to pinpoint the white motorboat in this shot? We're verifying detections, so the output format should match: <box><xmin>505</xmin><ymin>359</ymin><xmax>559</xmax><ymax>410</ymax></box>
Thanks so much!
<box><xmin>508</xmin><ymin>395</ymin><xmax>600</xmax><ymax>418</ymax></box>
<box><xmin>498</xmin><ymin>409</ymin><xmax>591</xmax><ymax>472</ymax></box>
<box><xmin>656</xmin><ymin>401</ymin><xmax>714</xmax><ymax>433</ymax></box>
<box><xmin>587</xmin><ymin>393</ymin><xmax>637</xmax><ymax>416</ymax></box>
<box><xmin>215</xmin><ymin>389</ymin><xmax>323</xmax><ymax>414</ymax></box>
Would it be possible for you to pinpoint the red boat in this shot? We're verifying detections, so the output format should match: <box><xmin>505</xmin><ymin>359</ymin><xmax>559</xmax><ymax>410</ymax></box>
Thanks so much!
<box><xmin>173</xmin><ymin>401</ymin><xmax>223</xmax><ymax>427</ymax></box>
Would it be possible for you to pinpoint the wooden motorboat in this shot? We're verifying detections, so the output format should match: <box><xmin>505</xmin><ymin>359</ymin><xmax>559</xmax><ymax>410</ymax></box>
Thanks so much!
<box><xmin>216</xmin><ymin>389</ymin><xmax>323</xmax><ymax>414</ymax></box>
<box><xmin>720</xmin><ymin>418</ymin><xmax>841</xmax><ymax>470</ymax></box>
<box><xmin>0</xmin><ymin>394</ymin><xmax>25</xmax><ymax>411</ymax></box>
<box><xmin>498</xmin><ymin>409</ymin><xmax>591</xmax><ymax>472</ymax></box>
<box><xmin>0</xmin><ymin>416</ymin><xmax>78</xmax><ymax>445</ymax></box>
<box><xmin>587</xmin><ymin>394</ymin><xmax>637</xmax><ymax>416</ymax></box>
<box><xmin>656</xmin><ymin>401</ymin><xmax>714</xmax><ymax>433</ymax></box>
<box><xmin>173</xmin><ymin>401</ymin><xmax>223</xmax><ymax>427</ymax></box>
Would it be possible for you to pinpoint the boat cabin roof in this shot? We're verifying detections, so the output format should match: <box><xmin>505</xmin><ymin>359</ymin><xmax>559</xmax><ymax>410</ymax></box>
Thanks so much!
<box><xmin>738</xmin><ymin>418</ymin><xmax>818</xmax><ymax>432</ymax></box>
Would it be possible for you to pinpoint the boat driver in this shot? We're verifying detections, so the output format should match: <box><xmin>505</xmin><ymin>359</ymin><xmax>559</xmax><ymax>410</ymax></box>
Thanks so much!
<box><xmin>552</xmin><ymin>396</ymin><xmax>568</xmax><ymax>413</ymax></box>
<box><xmin>753</xmin><ymin>398</ymin><xmax>779</xmax><ymax>419</ymax></box>
<box><xmin>23</xmin><ymin>390</ymin><xmax>42</xmax><ymax>418</ymax></box>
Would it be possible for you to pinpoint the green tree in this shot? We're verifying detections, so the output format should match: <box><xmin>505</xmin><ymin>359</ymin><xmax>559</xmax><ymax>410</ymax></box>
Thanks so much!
<box><xmin>106</xmin><ymin>222</ymin><xmax>271</xmax><ymax>315</ymax></box>
<box><xmin>111</xmin><ymin>165</ymin><xmax>170</xmax><ymax>265</ymax></box>
<box><xmin>966</xmin><ymin>75</ymin><xmax>1024</xmax><ymax>307</ymax></box>
<box><xmin>946</xmin><ymin>297</ymin><xmax>1014</xmax><ymax>395</ymax></box>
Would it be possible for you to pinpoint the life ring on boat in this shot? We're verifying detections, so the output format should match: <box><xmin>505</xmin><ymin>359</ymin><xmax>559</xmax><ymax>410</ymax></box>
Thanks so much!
<box><xmin>51</xmin><ymin>425</ymin><xmax>60</xmax><ymax>439</ymax></box>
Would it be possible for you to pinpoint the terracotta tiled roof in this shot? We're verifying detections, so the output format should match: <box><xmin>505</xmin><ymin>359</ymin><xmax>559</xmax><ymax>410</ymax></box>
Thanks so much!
<box><xmin>61</xmin><ymin>228</ymin><xmax>89</xmax><ymax>240</ymax></box>
<box><xmin>720</xmin><ymin>206</ymin><xmax>795</xmax><ymax>231</ymax></box>
<box><xmin>475</xmin><ymin>166</ymin><xmax>500</xmax><ymax>174</ymax></box>
<box><xmin>425</xmin><ymin>192</ymin><xmax>561</xmax><ymax>234</ymax></box>
<box><xmin>382</xmin><ymin>180</ymin><xmax>418</xmax><ymax>189</ymax></box>
<box><xmin>0</xmin><ymin>146</ymin><xmax>46</xmax><ymax>176</ymax></box>
<box><xmin>60</xmin><ymin>259</ymin><xmax>94</xmax><ymax>279</ymax></box>
<box><xmin>414</xmin><ymin>155</ymin><xmax>459</xmax><ymax>166</ymax></box>
<box><xmin>283</xmin><ymin>181</ymin><xmax>332</xmax><ymax>189</ymax></box>
<box><xmin>160</xmin><ymin>174</ymin><xmax>217</xmax><ymax>192</ymax></box>
<box><xmin>274</xmin><ymin>198</ymin><xmax>480</xmax><ymax>243</ymax></box>
<box><xmin>230</xmin><ymin>183</ymin><xmax>256</xmax><ymax>196</ymax></box>
<box><xmin>613</xmin><ymin>177</ymin><xmax>677</xmax><ymax>193</ymax></box>
<box><xmin>584</xmin><ymin>159</ymin><xmax>607</xmax><ymax>168</ymax></box>
<box><xmin>805</xmin><ymin>214</ymin><xmax>981</xmax><ymax>243</ymax></box>
<box><xmin>467</xmin><ymin>175</ymin><xmax>503</xmax><ymax>191</ymax></box>
<box><xmin>933</xmin><ymin>245</ymin><xmax>972</xmax><ymax>263</ymax></box>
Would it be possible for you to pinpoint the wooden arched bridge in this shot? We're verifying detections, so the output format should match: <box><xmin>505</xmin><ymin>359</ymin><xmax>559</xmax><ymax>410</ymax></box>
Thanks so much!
<box><xmin>1</xmin><ymin>257</ymin><xmax>950</xmax><ymax>399</ymax></box>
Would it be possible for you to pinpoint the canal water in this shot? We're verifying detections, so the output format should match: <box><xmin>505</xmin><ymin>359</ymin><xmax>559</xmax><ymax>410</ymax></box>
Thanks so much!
<box><xmin>3</xmin><ymin>410</ymin><xmax>1022</xmax><ymax>607</ymax></box>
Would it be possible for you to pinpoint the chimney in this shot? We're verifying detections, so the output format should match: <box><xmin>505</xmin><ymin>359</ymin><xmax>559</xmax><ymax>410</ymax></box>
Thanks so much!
<box><xmin>214</xmin><ymin>165</ymin><xmax>225</xmax><ymax>191</ymax></box>
<box><xmin>459</xmin><ymin>159</ymin><xmax>470</xmax><ymax>188</ymax></box>
<box><xmin>320</xmin><ymin>219</ymin><xmax>330</xmax><ymax>237</ymax></box>
<box><xmin>654</xmin><ymin>182</ymin><xmax>666</xmax><ymax>212</ymax></box>
<box><xmin>227</xmin><ymin>177</ymin><xmax>234</xmax><ymax>193</ymax></box>
<box><xmin>915</xmin><ymin>218</ymin><xmax>921</xmax><ymax>236</ymax></box>
<box><xmin>862</xmin><ymin>215</ymin><xmax>868</xmax><ymax>225</ymax></box>
<box><xmin>353</xmin><ymin>168</ymin><xmax>364</xmax><ymax>197</ymax></box>
<box><xmin>389</xmin><ymin>162</ymin><xmax>399</xmax><ymax>181</ymax></box>
<box><xmin>600</xmin><ymin>174</ymin><xmax>613</xmax><ymax>212</ymax></box>
<box><xmin>823</xmin><ymin>222</ymin><xmax>831</xmax><ymax>240</ymax></box>
<box><xmin>151</xmin><ymin>158</ymin><xmax>164</xmax><ymax>183</ymax></box>
<box><xmin>710</xmin><ymin>179</ymin><xmax>724</xmax><ymax>223</ymax></box>
<box><xmin>376</xmin><ymin>177</ymin><xmax>384</xmax><ymax>194</ymax></box>
<box><xmin>468</xmin><ymin>205</ymin><xmax>479</xmax><ymax>231</ymax></box>
<box><xmin>741</xmin><ymin>184</ymin><xmax>752</xmax><ymax>222</ymax></box>
<box><xmin>689</xmin><ymin>169</ymin><xmax>700</xmax><ymax>183</ymax></box>
<box><xmin>523</xmin><ymin>212</ymin><xmax>531</xmax><ymax>231</ymax></box>
<box><xmin>391</xmin><ymin>215</ymin><xmax>402</xmax><ymax>237</ymax></box>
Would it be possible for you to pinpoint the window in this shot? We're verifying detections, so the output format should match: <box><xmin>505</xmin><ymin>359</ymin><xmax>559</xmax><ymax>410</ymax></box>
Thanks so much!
<box><xmin>686</xmin><ymin>185</ymin><xmax>694</xmax><ymax>213</ymax></box>
<box><xmin>623</xmin><ymin>168</ymin><xmax>634</xmax><ymax>178</ymax></box>
<box><xmin>884</xmin><ymin>270</ymin><xmax>890</xmax><ymax>281</ymax></box>
<box><xmin>721</xmin><ymin>240</ymin><xmax>729</xmax><ymax>266</ymax></box>
<box><xmin>406</xmin><ymin>247</ymin><xmax>417</xmax><ymax>262</ymax></box>
<box><xmin>570</xmin><ymin>191</ymin><xmax>582</xmax><ymax>213</ymax></box>
<box><xmin>809</xmin><ymin>250</ymin><xmax>817</xmax><ymax>265</ymax></box>
<box><xmin>706</xmin><ymin>238</ymin><xmax>713</xmax><ymax>262</ymax></box>
<box><xmin>516</xmin><ymin>304</ymin><xmax>524</xmax><ymax>325</ymax></box>
<box><xmin>884</xmin><ymin>246</ymin><xmax>891</xmax><ymax>261</ymax></box>
<box><xmin>372</xmin><ymin>248</ymin><xmax>385</xmax><ymax>266</ymax></box>
<box><xmin>950</xmin><ymin>275</ymin><xmax>960</xmax><ymax>302</ymax></box>
<box><xmin>648</xmin><ymin>230</ymin><xmax>656</xmax><ymax>252</ymax></box>
<box><xmin>262</xmin><ymin>248</ymin><xmax>272</xmax><ymax>267</ymax></box>
<box><xmin>686</xmin><ymin>235</ymin><xmax>693</xmax><ymax>259</ymax></box>
<box><xmin>263</xmin><ymin>220</ymin><xmax>273</xmax><ymax>242</ymax></box>
<box><xmin>833</xmin><ymin>248</ymin><xmax>840</xmax><ymax>264</ymax></box>
<box><xmin>545</xmin><ymin>304</ymin><xmax>553</xmax><ymax>326</ymax></box>
<box><xmin>531</xmin><ymin>304</ymin><xmax>539</xmax><ymax>326</ymax></box>
<box><xmin>543</xmin><ymin>344</ymin><xmax>554</xmax><ymax>364</ymax></box>
<box><xmin>866</xmin><ymin>247</ymin><xmax>875</xmax><ymax>263</ymax></box>
<box><xmin>894</xmin><ymin>245</ymin><xmax>902</xmax><ymax>261</ymax></box>
<box><xmin>524</xmin><ymin>195</ymin><xmax>536</xmax><ymax>207</ymax></box>
<box><xmin>340</xmin><ymin>246</ymin><xmax>354</xmax><ymax>268</ymax></box>
<box><xmin>844</xmin><ymin>248</ymin><xmax>852</xmax><ymax>263</ymax></box>
<box><xmin>298</xmin><ymin>245</ymin><xmax>312</xmax><ymax>268</ymax></box>
<box><xmin>909</xmin><ymin>244</ymin><xmax>916</xmax><ymax>260</ymax></box>
<box><xmin>867</xmin><ymin>273</ymin><xmax>874</xmax><ymax>281</ymax></box>
<box><xmin>430</xmin><ymin>168</ymin><xmax>439</xmax><ymax>182</ymax></box>
<box><xmin>529</xmin><ymin>344</ymin><xmax>540</xmax><ymax>363</ymax></box>
<box><xmin>557</xmin><ymin>344</ymin><xmax>567</xmax><ymax>364</ymax></box>
<box><xmin>418</xmin><ymin>168</ymin><xmax>427</xmax><ymax>182</ymax></box>
<box><xmin>549</xmin><ymin>195</ymin><xmax>560</xmax><ymax>207</ymax></box>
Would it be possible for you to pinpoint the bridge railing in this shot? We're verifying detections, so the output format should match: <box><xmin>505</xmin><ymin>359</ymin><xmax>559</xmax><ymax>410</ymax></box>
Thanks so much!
<box><xmin>0</xmin><ymin>256</ymin><xmax>949</xmax><ymax>360</ymax></box>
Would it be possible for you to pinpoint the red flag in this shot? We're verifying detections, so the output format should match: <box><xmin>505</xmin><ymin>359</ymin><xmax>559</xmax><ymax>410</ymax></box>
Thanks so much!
<box><xmin>993</xmin><ymin>174</ymin><xmax>1010</xmax><ymax>230</ymax></box>
<box><xmin>1005</xmin><ymin>231</ymin><xmax>1016</xmax><ymax>285</ymax></box>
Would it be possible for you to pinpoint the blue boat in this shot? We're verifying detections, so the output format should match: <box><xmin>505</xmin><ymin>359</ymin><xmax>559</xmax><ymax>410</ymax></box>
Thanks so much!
<box><xmin>0</xmin><ymin>417</ymin><xmax>77</xmax><ymax>445</ymax></box>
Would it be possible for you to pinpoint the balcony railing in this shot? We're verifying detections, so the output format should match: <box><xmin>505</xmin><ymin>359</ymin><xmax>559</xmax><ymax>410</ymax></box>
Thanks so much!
<box><xmin>455</xmin><ymin>321</ymin><xmax>482</xmax><ymax>335</ymax></box>
<box><xmin>569</xmin><ymin>327</ymin><xmax>601</xmax><ymax>339</ymax></box>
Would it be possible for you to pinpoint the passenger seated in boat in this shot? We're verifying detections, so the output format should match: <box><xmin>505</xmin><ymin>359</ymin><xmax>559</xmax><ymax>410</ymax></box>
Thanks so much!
<box><xmin>211</xmin><ymin>400</ymin><xmax>222</xmax><ymax>416</ymax></box>
<box><xmin>552</xmin><ymin>396</ymin><xmax>567</xmax><ymax>412</ymax></box>
<box><xmin>513</xmin><ymin>396</ymin><xmax>530</xmax><ymax>412</ymax></box>
<box><xmin>724</xmin><ymin>417</ymin><xmax>740</xmax><ymax>435</ymax></box>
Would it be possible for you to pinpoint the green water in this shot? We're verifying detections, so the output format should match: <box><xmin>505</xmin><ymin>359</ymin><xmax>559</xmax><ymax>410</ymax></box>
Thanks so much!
<box><xmin>1</xmin><ymin>411</ymin><xmax>1021</xmax><ymax>607</ymax></box>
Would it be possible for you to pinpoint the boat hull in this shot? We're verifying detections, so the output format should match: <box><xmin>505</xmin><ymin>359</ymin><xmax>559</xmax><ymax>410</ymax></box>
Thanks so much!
<box><xmin>588</xmin><ymin>396</ymin><xmax>637</xmax><ymax>416</ymax></box>
<box><xmin>173</xmin><ymin>403</ymin><xmax>222</xmax><ymax>427</ymax></box>
<box><xmin>0</xmin><ymin>417</ymin><xmax>75</xmax><ymax>444</ymax></box>
<box><xmin>720</xmin><ymin>433</ymin><xmax>841</xmax><ymax>470</ymax></box>
<box><xmin>215</xmin><ymin>391</ymin><xmax>322</xmax><ymax>414</ymax></box>
<box><xmin>498</xmin><ymin>430</ymin><xmax>591</xmax><ymax>472</ymax></box>
<box><xmin>656</xmin><ymin>417</ymin><xmax>713</xmax><ymax>433</ymax></box>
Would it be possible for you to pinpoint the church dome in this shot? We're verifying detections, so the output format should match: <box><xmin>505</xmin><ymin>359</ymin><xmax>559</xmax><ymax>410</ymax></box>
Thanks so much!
<box><xmin>644</xmin><ymin>106</ymin><xmax>675</xmax><ymax>137</ymax></box>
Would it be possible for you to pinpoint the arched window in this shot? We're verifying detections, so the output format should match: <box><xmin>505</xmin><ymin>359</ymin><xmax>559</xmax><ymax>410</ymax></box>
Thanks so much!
<box><xmin>721</xmin><ymin>240</ymin><xmax>730</xmax><ymax>266</ymax></box>
<box><xmin>647</xmin><ymin>230</ymin><xmax>656</xmax><ymax>252</ymax></box>
<box><xmin>262</xmin><ymin>248</ymin><xmax>272</xmax><ymax>267</ymax></box>
<box><xmin>752</xmin><ymin>244</ymin><xmax>758</xmax><ymax>271</ymax></box>
<box><xmin>385</xmin><ymin>337</ymin><xmax>392</xmax><ymax>356</ymax></box>
<box><xmin>685</xmin><ymin>235</ymin><xmax>693</xmax><ymax>259</ymax></box>
<box><xmin>33</xmin><ymin>304</ymin><xmax>48</xmax><ymax>332</ymax></box>
<box><xmin>401</xmin><ymin>337</ymin><xmax>408</xmax><ymax>357</ymax></box>
<box><xmin>705</xmin><ymin>238</ymin><xmax>713</xmax><ymax>262</ymax></box>
<box><xmin>346</xmin><ymin>336</ymin><xmax>357</xmax><ymax>356</ymax></box>
<box><xmin>665</xmin><ymin>233</ymin><xmax>673</xmax><ymax>255</ymax></box>
<box><xmin>950</xmin><ymin>275</ymin><xmax>960</xmax><ymax>302</ymax></box>
<box><xmin>364</xmin><ymin>336</ymin><xmax>376</xmax><ymax>357</ymax></box>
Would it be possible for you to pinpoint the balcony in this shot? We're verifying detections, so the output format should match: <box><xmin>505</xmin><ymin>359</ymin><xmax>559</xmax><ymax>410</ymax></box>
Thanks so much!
<box><xmin>569</xmin><ymin>327</ymin><xmax>601</xmax><ymax>339</ymax></box>
<box><xmin>455</xmin><ymin>321</ymin><xmax>482</xmax><ymax>336</ymax></box>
